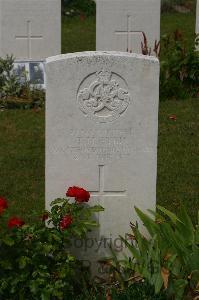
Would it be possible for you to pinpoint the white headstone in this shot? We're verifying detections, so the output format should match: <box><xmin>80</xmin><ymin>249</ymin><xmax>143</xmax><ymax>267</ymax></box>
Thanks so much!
<box><xmin>96</xmin><ymin>0</ymin><xmax>160</xmax><ymax>54</ymax></box>
<box><xmin>45</xmin><ymin>51</ymin><xmax>159</xmax><ymax>269</ymax></box>
<box><xmin>0</xmin><ymin>0</ymin><xmax>61</xmax><ymax>60</ymax></box>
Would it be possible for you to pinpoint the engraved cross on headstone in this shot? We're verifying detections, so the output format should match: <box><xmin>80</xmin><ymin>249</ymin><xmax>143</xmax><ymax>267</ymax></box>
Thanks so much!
<box><xmin>115</xmin><ymin>15</ymin><xmax>143</xmax><ymax>53</ymax></box>
<box><xmin>15</xmin><ymin>20</ymin><xmax>43</xmax><ymax>59</ymax></box>
<box><xmin>90</xmin><ymin>165</ymin><xmax>126</xmax><ymax>198</ymax></box>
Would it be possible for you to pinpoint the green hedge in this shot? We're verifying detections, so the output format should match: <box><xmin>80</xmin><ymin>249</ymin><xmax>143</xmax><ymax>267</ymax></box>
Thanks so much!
<box><xmin>63</xmin><ymin>0</ymin><xmax>96</xmax><ymax>17</ymax></box>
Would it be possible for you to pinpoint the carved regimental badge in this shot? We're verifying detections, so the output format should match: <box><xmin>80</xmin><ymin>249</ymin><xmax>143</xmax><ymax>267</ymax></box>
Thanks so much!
<box><xmin>77</xmin><ymin>70</ymin><xmax>130</xmax><ymax>123</ymax></box>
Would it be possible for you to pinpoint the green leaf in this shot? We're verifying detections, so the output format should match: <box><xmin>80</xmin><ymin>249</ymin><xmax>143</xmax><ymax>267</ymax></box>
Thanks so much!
<box><xmin>178</xmin><ymin>205</ymin><xmax>194</xmax><ymax>243</ymax></box>
<box><xmin>198</xmin><ymin>210</ymin><xmax>199</xmax><ymax>226</ymax></box>
<box><xmin>52</xmin><ymin>233</ymin><xmax>62</xmax><ymax>242</ymax></box>
<box><xmin>195</xmin><ymin>223</ymin><xmax>199</xmax><ymax>244</ymax></box>
<box><xmin>2</xmin><ymin>236</ymin><xmax>15</xmax><ymax>246</ymax></box>
<box><xmin>188</xmin><ymin>245</ymin><xmax>199</xmax><ymax>270</ymax></box>
<box><xmin>147</xmin><ymin>235</ymin><xmax>157</xmax><ymax>266</ymax></box>
<box><xmin>50</xmin><ymin>198</ymin><xmax>65</xmax><ymax>206</ymax></box>
<box><xmin>71</xmin><ymin>227</ymin><xmax>83</xmax><ymax>237</ymax></box>
<box><xmin>157</xmin><ymin>205</ymin><xmax>182</xmax><ymax>224</ymax></box>
<box><xmin>0</xmin><ymin>259</ymin><xmax>12</xmax><ymax>270</ymax></box>
<box><xmin>135</xmin><ymin>227</ymin><xmax>149</xmax><ymax>257</ymax></box>
<box><xmin>190</xmin><ymin>270</ymin><xmax>199</xmax><ymax>288</ymax></box>
<box><xmin>18</xmin><ymin>256</ymin><xmax>31</xmax><ymax>269</ymax></box>
<box><xmin>160</xmin><ymin>223</ymin><xmax>188</xmax><ymax>260</ymax></box>
<box><xmin>135</xmin><ymin>207</ymin><xmax>159</xmax><ymax>237</ymax></box>
<box><xmin>88</xmin><ymin>205</ymin><xmax>104</xmax><ymax>212</ymax></box>
<box><xmin>154</xmin><ymin>273</ymin><xmax>163</xmax><ymax>294</ymax></box>
<box><xmin>42</xmin><ymin>244</ymin><xmax>53</xmax><ymax>253</ymax></box>
<box><xmin>148</xmin><ymin>209</ymin><xmax>165</xmax><ymax>223</ymax></box>
<box><xmin>173</xmin><ymin>279</ymin><xmax>188</xmax><ymax>300</ymax></box>
<box><xmin>120</xmin><ymin>236</ymin><xmax>140</xmax><ymax>261</ymax></box>
<box><xmin>82</xmin><ymin>221</ymin><xmax>98</xmax><ymax>227</ymax></box>
<box><xmin>41</xmin><ymin>291</ymin><xmax>50</xmax><ymax>300</ymax></box>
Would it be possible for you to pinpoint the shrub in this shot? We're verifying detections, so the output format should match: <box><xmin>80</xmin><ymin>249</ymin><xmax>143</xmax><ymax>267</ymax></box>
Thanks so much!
<box><xmin>0</xmin><ymin>55</ymin><xmax>45</xmax><ymax>109</ymax></box>
<box><xmin>141</xmin><ymin>29</ymin><xmax>198</xmax><ymax>101</ymax></box>
<box><xmin>109</xmin><ymin>282</ymin><xmax>167</xmax><ymax>300</ymax></box>
<box><xmin>63</xmin><ymin>0</ymin><xmax>96</xmax><ymax>17</ymax></box>
<box><xmin>0</xmin><ymin>55</ymin><xmax>21</xmax><ymax>99</ymax></box>
<box><xmin>74</xmin><ymin>282</ymin><xmax>167</xmax><ymax>300</ymax></box>
<box><xmin>66</xmin><ymin>281</ymin><xmax>167</xmax><ymax>300</ymax></box>
<box><xmin>160</xmin><ymin>31</ymin><xmax>199</xmax><ymax>100</ymax></box>
<box><xmin>0</xmin><ymin>187</ymin><xmax>104</xmax><ymax>299</ymax></box>
<box><xmin>116</xmin><ymin>205</ymin><xmax>199</xmax><ymax>300</ymax></box>
<box><xmin>161</xmin><ymin>0</ymin><xmax>187</xmax><ymax>13</ymax></box>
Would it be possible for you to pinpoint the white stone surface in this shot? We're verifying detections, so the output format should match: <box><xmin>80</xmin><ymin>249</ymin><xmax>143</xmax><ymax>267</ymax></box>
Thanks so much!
<box><xmin>45</xmin><ymin>51</ymin><xmax>159</xmax><ymax>268</ymax></box>
<box><xmin>0</xmin><ymin>0</ymin><xmax>61</xmax><ymax>60</ymax></box>
<box><xmin>96</xmin><ymin>0</ymin><xmax>160</xmax><ymax>55</ymax></box>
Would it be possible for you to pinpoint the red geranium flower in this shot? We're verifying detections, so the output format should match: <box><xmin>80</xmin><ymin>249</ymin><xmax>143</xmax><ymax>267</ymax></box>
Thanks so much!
<box><xmin>8</xmin><ymin>217</ymin><xmax>25</xmax><ymax>229</ymax></box>
<box><xmin>75</xmin><ymin>188</ymin><xmax>90</xmax><ymax>203</ymax></box>
<box><xmin>66</xmin><ymin>186</ymin><xmax>90</xmax><ymax>203</ymax></box>
<box><xmin>59</xmin><ymin>215</ymin><xmax>73</xmax><ymax>230</ymax></box>
<box><xmin>0</xmin><ymin>197</ymin><xmax>8</xmax><ymax>209</ymax></box>
<box><xmin>66</xmin><ymin>186</ymin><xmax>79</xmax><ymax>197</ymax></box>
<box><xmin>0</xmin><ymin>197</ymin><xmax>8</xmax><ymax>214</ymax></box>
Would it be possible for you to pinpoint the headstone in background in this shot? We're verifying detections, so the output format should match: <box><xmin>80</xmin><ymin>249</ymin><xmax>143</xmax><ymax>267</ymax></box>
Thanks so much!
<box><xmin>96</xmin><ymin>0</ymin><xmax>160</xmax><ymax>55</ymax></box>
<box><xmin>45</xmin><ymin>51</ymin><xmax>159</xmax><ymax>270</ymax></box>
<box><xmin>0</xmin><ymin>0</ymin><xmax>61</xmax><ymax>60</ymax></box>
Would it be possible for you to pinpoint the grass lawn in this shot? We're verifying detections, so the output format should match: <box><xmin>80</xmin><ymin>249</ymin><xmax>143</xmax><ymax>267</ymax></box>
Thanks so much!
<box><xmin>157</xmin><ymin>99</ymin><xmax>198</xmax><ymax>223</ymax></box>
<box><xmin>62</xmin><ymin>16</ymin><xmax>96</xmax><ymax>53</ymax></box>
<box><xmin>0</xmin><ymin>12</ymin><xmax>198</xmax><ymax>222</ymax></box>
<box><xmin>161</xmin><ymin>12</ymin><xmax>196</xmax><ymax>44</ymax></box>
<box><xmin>0</xmin><ymin>110</ymin><xmax>45</xmax><ymax>221</ymax></box>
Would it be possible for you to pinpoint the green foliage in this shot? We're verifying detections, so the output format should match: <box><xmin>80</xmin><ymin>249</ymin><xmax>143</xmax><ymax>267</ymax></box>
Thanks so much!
<box><xmin>118</xmin><ymin>206</ymin><xmax>199</xmax><ymax>299</ymax></box>
<box><xmin>0</xmin><ymin>55</ymin><xmax>21</xmax><ymax>99</ymax></box>
<box><xmin>0</xmin><ymin>55</ymin><xmax>45</xmax><ymax>109</ymax></box>
<box><xmin>0</xmin><ymin>195</ymin><xmax>104</xmax><ymax>299</ymax></box>
<box><xmin>161</xmin><ymin>0</ymin><xmax>187</xmax><ymax>13</ymax></box>
<box><xmin>63</xmin><ymin>0</ymin><xmax>96</xmax><ymax>17</ymax></box>
<box><xmin>160</xmin><ymin>31</ymin><xmax>199</xmax><ymax>100</ymax></box>
<box><xmin>109</xmin><ymin>282</ymin><xmax>167</xmax><ymax>300</ymax></box>
<box><xmin>73</xmin><ymin>282</ymin><xmax>166</xmax><ymax>300</ymax></box>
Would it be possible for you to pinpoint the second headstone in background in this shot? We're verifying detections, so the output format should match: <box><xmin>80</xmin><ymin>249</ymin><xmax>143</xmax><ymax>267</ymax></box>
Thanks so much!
<box><xmin>96</xmin><ymin>0</ymin><xmax>160</xmax><ymax>55</ymax></box>
<box><xmin>0</xmin><ymin>0</ymin><xmax>61</xmax><ymax>60</ymax></box>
